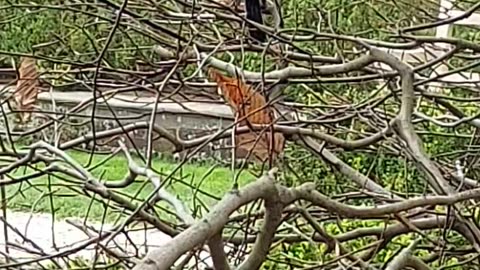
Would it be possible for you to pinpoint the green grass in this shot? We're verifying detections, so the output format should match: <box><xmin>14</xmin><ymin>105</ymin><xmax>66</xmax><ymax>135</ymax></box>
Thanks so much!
<box><xmin>4</xmin><ymin>150</ymin><xmax>255</xmax><ymax>223</ymax></box>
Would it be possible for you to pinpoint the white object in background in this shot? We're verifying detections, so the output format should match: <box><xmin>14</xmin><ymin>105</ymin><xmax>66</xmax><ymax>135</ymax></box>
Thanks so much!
<box><xmin>376</xmin><ymin>0</ymin><xmax>480</xmax><ymax>92</ymax></box>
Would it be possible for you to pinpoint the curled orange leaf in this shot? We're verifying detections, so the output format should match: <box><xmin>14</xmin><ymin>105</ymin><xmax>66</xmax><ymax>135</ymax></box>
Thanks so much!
<box><xmin>13</xmin><ymin>57</ymin><xmax>40</xmax><ymax>123</ymax></box>
<box><xmin>208</xmin><ymin>68</ymin><xmax>284</xmax><ymax>164</ymax></box>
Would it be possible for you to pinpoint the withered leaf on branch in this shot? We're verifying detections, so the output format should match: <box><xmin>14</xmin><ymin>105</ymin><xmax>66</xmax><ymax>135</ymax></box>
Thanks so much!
<box><xmin>13</xmin><ymin>57</ymin><xmax>40</xmax><ymax>123</ymax></box>
<box><xmin>208</xmin><ymin>68</ymin><xmax>285</xmax><ymax>164</ymax></box>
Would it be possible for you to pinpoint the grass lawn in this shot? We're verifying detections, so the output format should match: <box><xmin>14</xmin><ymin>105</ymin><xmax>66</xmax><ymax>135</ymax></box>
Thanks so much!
<box><xmin>3</xmin><ymin>150</ymin><xmax>255</xmax><ymax>223</ymax></box>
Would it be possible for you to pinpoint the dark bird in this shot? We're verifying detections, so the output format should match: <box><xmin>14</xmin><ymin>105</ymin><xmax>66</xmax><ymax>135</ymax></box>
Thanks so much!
<box><xmin>245</xmin><ymin>0</ymin><xmax>266</xmax><ymax>42</ymax></box>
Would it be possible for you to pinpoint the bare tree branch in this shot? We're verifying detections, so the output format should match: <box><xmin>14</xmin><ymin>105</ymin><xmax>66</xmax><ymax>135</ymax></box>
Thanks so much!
<box><xmin>132</xmin><ymin>169</ymin><xmax>278</xmax><ymax>270</ymax></box>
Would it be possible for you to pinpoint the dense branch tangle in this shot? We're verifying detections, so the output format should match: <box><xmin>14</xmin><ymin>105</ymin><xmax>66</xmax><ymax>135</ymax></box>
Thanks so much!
<box><xmin>0</xmin><ymin>0</ymin><xmax>480</xmax><ymax>269</ymax></box>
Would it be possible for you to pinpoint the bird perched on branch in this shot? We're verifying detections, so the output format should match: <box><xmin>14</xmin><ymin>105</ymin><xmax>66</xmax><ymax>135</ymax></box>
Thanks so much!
<box><xmin>220</xmin><ymin>0</ymin><xmax>268</xmax><ymax>42</ymax></box>
<box><xmin>245</xmin><ymin>0</ymin><xmax>266</xmax><ymax>42</ymax></box>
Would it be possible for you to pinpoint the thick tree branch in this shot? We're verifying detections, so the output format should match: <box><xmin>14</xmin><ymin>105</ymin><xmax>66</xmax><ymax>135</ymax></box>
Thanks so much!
<box><xmin>202</xmin><ymin>52</ymin><xmax>374</xmax><ymax>81</ymax></box>
<box><xmin>118</xmin><ymin>140</ymin><xmax>195</xmax><ymax>225</ymax></box>
<box><xmin>132</xmin><ymin>169</ymin><xmax>279</xmax><ymax>270</ymax></box>
<box><xmin>290</xmin><ymin>183</ymin><xmax>480</xmax><ymax>218</ymax></box>
<box><xmin>237</xmin><ymin>178</ymin><xmax>283</xmax><ymax>270</ymax></box>
<box><xmin>207</xmin><ymin>232</ymin><xmax>231</xmax><ymax>270</ymax></box>
<box><xmin>385</xmin><ymin>239</ymin><xmax>422</xmax><ymax>270</ymax></box>
<box><xmin>297</xmin><ymin>136</ymin><xmax>402</xmax><ymax>200</ymax></box>
<box><xmin>370</xmin><ymin>47</ymin><xmax>454</xmax><ymax>195</ymax></box>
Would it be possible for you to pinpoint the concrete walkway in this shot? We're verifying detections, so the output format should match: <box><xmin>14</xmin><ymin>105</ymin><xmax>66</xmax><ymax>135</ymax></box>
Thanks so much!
<box><xmin>0</xmin><ymin>211</ymin><xmax>213</xmax><ymax>269</ymax></box>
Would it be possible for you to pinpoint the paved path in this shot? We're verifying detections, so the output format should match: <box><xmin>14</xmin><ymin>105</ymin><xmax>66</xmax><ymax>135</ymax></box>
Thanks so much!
<box><xmin>0</xmin><ymin>211</ymin><xmax>213</xmax><ymax>269</ymax></box>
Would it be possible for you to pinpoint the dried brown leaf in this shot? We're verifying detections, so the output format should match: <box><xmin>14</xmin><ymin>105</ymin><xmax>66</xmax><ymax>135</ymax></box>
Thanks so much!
<box><xmin>236</xmin><ymin>132</ymin><xmax>285</xmax><ymax>163</ymax></box>
<box><xmin>14</xmin><ymin>57</ymin><xmax>40</xmax><ymax>123</ymax></box>
<box><xmin>208</xmin><ymin>68</ymin><xmax>285</xmax><ymax>164</ymax></box>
